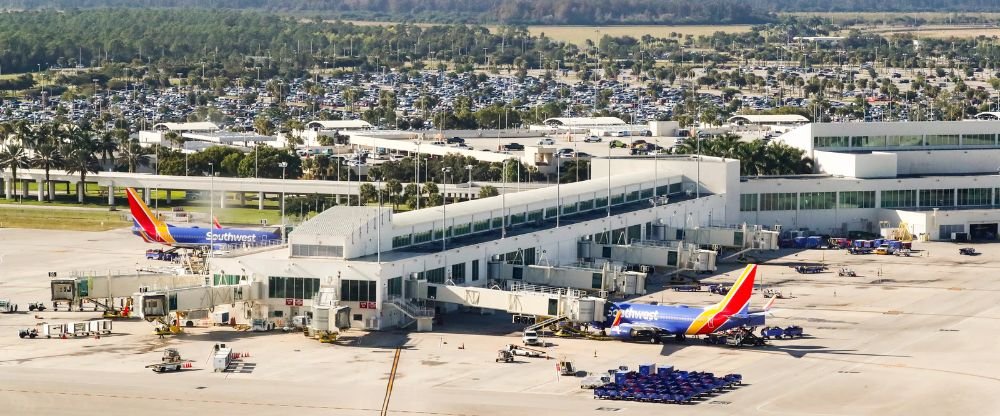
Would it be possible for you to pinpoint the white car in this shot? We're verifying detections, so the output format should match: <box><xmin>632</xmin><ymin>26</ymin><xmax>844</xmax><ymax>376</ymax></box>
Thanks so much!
<box><xmin>537</xmin><ymin>138</ymin><xmax>554</xmax><ymax>145</ymax></box>
<box><xmin>522</xmin><ymin>330</ymin><xmax>541</xmax><ymax>346</ymax></box>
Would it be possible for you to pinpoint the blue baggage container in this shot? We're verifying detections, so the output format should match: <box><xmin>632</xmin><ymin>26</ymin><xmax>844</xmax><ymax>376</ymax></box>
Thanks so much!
<box><xmin>793</xmin><ymin>236</ymin><xmax>807</xmax><ymax>248</ymax></box>
<box><xmin>639</xmin><ymin>364</ymin><xmax>656</xmax><ymax>376</ymax></box>
<box><xmin>656</xmin><ymin>366</ymin><xmax>673</xmax><ymax>377</ymax></box>
<box><xmin>805</xmin><ymin>236</ymin><xmax>823</xmax><ymax>248</ymax></box>
<box><xmin>614</xmin><ymin>372</ymin><xmax>627</xmax><ymax>385</ymax></box>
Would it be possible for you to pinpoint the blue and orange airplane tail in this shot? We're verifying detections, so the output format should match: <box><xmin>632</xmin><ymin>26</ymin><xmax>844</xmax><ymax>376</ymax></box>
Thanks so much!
<box><xmin>126</xmin><ymin>187</ymin><xmax>175</xmax><ymax>244</ymax></box>
<box><xmin>686</xmin><ymin>264</ymin><xmax>758</xmax><ymax>334</ymax></box>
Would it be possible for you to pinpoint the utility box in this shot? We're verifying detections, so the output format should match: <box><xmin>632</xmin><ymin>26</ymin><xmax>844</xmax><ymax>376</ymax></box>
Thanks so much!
<box><xmin>212</xmin><ymin>346</ymin><xmax>233</xmax><ymax>372</ymax></box>
<box><xmin>212</xmin><ymin>312</ymin><xmax>230</xmax><ymax>326</ymax></box>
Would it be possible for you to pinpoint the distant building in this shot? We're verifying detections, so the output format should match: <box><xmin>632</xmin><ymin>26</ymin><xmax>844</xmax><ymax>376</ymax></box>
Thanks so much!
<box><xmin>297</xmin><ymin>120</ymin><xmax>374</xmax><ymax>146</ymax></box>
<box><xmin>139</xmin><ymin>122</ymin><xmax>219</xmax><ymax>145</ymax></box>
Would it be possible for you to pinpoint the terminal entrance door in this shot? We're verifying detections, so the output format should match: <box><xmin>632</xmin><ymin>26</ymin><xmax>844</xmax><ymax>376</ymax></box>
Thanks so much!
<box><xmin>970</xmin><ymin>223</ymin><xmax>998</xmax><ymax>240</ymax></box>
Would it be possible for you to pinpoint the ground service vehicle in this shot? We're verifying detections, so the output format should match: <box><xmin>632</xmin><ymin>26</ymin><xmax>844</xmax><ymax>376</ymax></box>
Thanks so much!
<box><xmin>838</xmin><ymin>268</ymin><xmax>857</xmax><ymax>277</ymax></box>
<box><xmin>146</xmin><ymin>348</ymin><xmax>192</xmax><ymax>373</ymax></box>
<box><xmin>496</xmin><ymin>349</ymin><xmax>514</xmax><ymax>363</ymax></box>
<box><xmin>960</xmin><ymin>247</ymin><xmax>978</xmax><ymax>256</ymax></box>
<box><xmin>522</xmin><ymin>330</ymin><xmax>541</xmax><ymax>346</ymax></box>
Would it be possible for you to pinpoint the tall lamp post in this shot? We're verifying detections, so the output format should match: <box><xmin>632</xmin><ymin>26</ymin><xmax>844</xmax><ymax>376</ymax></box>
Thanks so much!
<box><xmin>441</xmin><ymin>167</ymin><xmax>451</xmax><ymax>252</ymax></box>
<box><xmin>279</xmin><ymin>161</ymin><xmax>288</xmax><ymax>241</ymax></box>
<box><xmin>555</xmin><ymin>153</ymin><xmax>561</xmax><ymax>228</ymax></box>
<box><xmin>208</xmin><ymin>162</ymin><xmax>215</xmax><ymax>270</ymax></box>
<box><xmin>501</xmin><ymin>159</ymin><xmax>509</xmax><ymax>239</ymax></box>
<box><xmin>413</xmin><ymin>140</ymin><xmax>421</xmax><ymax>209</ymax></box>
<box><xmin>465</xmin><ymin>164</ymin><xmax>473</xmax><ymax>185</ymax></box>
<box><xmin>377</xmin><ymin>177</ymin><xmax>383</xmax><ymax>264</ymax></box>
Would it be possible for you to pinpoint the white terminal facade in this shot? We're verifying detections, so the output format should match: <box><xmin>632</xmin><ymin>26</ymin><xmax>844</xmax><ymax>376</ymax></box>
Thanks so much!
<box><xmin>205</xmin><ymin>120</ymin><xmax>1000</xmax><ymax>329</ymax></box>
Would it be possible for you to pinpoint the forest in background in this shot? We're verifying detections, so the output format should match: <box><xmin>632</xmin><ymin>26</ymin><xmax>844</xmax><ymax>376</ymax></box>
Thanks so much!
<box><xmin>3</xmin><ymin>0</ymin><xmax>996</xmax><ymax>25</ymax></box>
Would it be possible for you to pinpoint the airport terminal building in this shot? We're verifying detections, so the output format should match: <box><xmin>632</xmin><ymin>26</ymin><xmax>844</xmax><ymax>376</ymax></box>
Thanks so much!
<box><xmin>197</xmin><ymin>120</ymin><xmax>1000</xmax><ymax>329</ymax></box>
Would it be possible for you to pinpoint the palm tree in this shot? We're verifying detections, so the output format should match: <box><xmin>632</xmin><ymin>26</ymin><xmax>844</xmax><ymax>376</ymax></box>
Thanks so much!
<box><xmin>96</xmin><ymin>130</ymin><xmax>119</xmax><ymax>171</ymax></box>
<box><xmin>0</xmin><ymin>142</ymin><xmax>29</xmax><ymax>199</ymax></box>
<box><xmin>26</xmin><ymin>123</ymin><xmax>64</xmax><ymax>202</ymax></box>
<box><xmin>117</xmin><ymin>137</ymin><xmax>150</xmax><ymax>173</ymax></box>
<box><xmin>61</xmin><ymin>127</ymin><xmax>101</xmax><ymax>203</ymax></box>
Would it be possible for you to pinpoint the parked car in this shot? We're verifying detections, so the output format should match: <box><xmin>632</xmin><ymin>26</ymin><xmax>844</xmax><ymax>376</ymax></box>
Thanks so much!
<box><xmin>537</xmin><ymin>138</ymin><xmax>555</xmax><ymax>145</ymax></box>
<box><xmin>609</xmin><ymin>140</ymin><xmax>628</xmax><ymax>148</ymax></box>
<box><xmin>522</xmin><ymin>330</ymin><xmax>541</xmax><ymax>346</ymax></box>
<box><xmin>502</xmin><ymin>142</ymin><xmax>525</xmax><ymax>151</ymax></box>
<box><xmin>446</xmin><ymin>136</ymin><xmax>465</xmax><ymax>144</ymax></box>
<box><xmin>584</xmin><ymin>136</ymin><xmax>602</xmax><ymax>143</ymax></box>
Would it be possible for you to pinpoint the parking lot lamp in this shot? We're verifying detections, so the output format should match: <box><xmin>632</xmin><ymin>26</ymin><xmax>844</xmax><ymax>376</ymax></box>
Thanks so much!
<box><xmin>441</xmin><ymin>167</ymin><xmax>452</xmax><ymax>252</ymax></box>
<box><xmin>279</xmin><ymin>161</ymin><xmax>288</xmax><ymax>241</ymax></box>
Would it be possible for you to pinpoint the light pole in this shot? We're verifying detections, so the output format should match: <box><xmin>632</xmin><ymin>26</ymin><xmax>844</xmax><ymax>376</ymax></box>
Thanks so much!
<box><xmin>501</xmin><ymin>159</ymin><xmax>509</xmax><ymax>239</ymax></box>
<box><xmin>208</xmin><ymin>162</ymin><xmax>215</xmax><ymax>250</ymax></box>
<box><xmin>413</xmin><ymin>140</ymin><xmax>421</xmax><ymax>209</ymax></box>
<box><xmin>465</xmin><ymin>164</ymin><xmax>473</xmax><ymax>185</ymax></box>
<box><xmin>279</xmin><ymin>161</ymin><xmax>288</xmax><ymax>241</ymax></box>
<box><xmin>441</xmin><ymin>167</ymin><xmax>452</xmax><ymax>252</ymax></box>
<box><xmin>377</xmin><ymin>177</ymin><xmax>383</xmax><ymax>264</ymax></box>
<box><xmin>555</xmin><ymin>153</ymin><xmax>561</xmax><ymax>228</ymax></box>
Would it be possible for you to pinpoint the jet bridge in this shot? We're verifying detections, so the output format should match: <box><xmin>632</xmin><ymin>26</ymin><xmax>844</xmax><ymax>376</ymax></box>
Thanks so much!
<box><xmin>50</xmin><ymin>272</ymin><xmax>205</xmax><ymax>311</ymax></box>
<box><xmin>577</xmin><ymin>239</ymin><xmax>718</xmax><ymax>272</ymax></box>
<box><xmin>134</xmin><ymin>281</ymin><xmax>263</xmax><ymax>322</ymax></box>
<box><xmin>416</xmin><ymin>281</ymin><xmax>606</xmax><ymax>326</ymax></box>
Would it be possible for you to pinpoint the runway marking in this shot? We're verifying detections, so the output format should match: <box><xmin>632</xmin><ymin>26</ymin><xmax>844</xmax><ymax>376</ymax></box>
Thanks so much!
<box><xmin>381</xmin><ymin>347</ymin><xmax>402</xmax><ymax>416</ymax></box>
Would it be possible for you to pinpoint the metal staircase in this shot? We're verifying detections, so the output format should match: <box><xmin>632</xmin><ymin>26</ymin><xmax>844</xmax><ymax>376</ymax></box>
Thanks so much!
<box><xmin>385</xmin><ymin>298</ymin><xmax>435</xmax><ymax>319</ymax></box>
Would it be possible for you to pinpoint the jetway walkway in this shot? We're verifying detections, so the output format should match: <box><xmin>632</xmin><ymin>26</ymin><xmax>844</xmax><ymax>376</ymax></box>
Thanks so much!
<box><xmin>135</xmin><ymin>282</ymin><xmax>262</xmax><ymax>321</ymax></box>
<box><xmin>578</xmin><ymin>239</ymin><xmax>718</xmax><ymax>272</ymax></box>
<box><xmin>50</xmin><ymin>272</ymin><xmax>205</xmax><ymax>311</ymax></box>
<box><xmin>416</xmin><ymin>281</ymin><xmax>606</xmax><ymax>330</ymax></box>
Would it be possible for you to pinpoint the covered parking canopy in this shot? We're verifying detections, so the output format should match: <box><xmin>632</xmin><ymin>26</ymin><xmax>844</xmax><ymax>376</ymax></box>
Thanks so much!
<box><xmin>728</xmin><ymin>114</ymin><xmax>809</xmax><ymax>125</ymax></box>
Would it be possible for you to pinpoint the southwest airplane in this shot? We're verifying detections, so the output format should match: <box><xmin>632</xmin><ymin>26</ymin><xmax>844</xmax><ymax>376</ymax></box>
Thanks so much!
<box><xmin>601</xmin><ymin>264</ymin><xmax>773</xmax><ymax>342</ymax></box>
<box><xmin>127</xmin><ymin>187</ymin><xmax>282</xmax><ymax>248</ymax></box>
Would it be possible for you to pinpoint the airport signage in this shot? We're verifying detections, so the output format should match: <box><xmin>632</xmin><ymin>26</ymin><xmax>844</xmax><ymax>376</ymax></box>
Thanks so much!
<box><xmin>359</xmin><ymin>302</ymin><xmax>368</xmax><ymax>309</ymax></box>
<box><xmin>285</xmin><ymin>298</ymin><xmax>293</xmax><ymax>305</ymax></box>
<box><xmin>294</xmin><ymin>299</ymin><xmax>303</xmax><ymax>306</ymax></box>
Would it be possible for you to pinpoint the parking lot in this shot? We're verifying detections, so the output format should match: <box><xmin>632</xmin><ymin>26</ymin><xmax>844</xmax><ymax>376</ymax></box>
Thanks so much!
<box><xmin>2</xmin><ymin>227</ymin><xmax>999</xmax><ymax>415</ymax></box>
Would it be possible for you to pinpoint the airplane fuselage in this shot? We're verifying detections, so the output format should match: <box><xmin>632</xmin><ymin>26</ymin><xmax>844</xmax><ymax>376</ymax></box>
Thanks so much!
<box><xmin>131</xmin><ymin>225</ymin><xmax>280</xmax><ymax>247</ymax></box>
<box><xmin>601</xmin><ymin>302</ymin><xmax>765</xmax><ymax>340</ymax></box>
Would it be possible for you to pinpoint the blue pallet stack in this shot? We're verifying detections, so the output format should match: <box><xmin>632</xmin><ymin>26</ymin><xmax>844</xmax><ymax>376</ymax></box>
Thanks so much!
<box><xmin>594</xmin><ymin>364</ymin><xmax>743</xmax><ymax>405</ymax></box>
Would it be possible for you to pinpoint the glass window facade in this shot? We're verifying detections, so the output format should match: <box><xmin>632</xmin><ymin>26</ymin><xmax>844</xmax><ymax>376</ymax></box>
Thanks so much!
<box><xmin>451</xmin><ymin>263</ymin><xmax>466</xmax><ymax>283</ymax></box>
<box><xmin>740</xmin><ymin>194</ymin><xmax>758</xmax><ymax>212</ymax></box>
<box><xmin>838</xmin><ymin>191</ymin><xmax>876</xmax><ymax>209</ymax></box>
<box><xmin>760</xmin><ymin>192</ymin><xmax>797</xmax><ymax>211</ymax></box>
<box><xmin>340</xmin><ymin>279</ymin><xmax>376</xmax><ymax>302</ymax></box>
<box><xmin>881</xmin><ymin>190</ymin><xmax>917</xmax><ymax>208</ymax></box>
<box><xmin>471</xmin><ymin>260</ymin><xmax>480</xmax><ymax>281</ymax></box>
<box><xmin>925</xmin><ymin>134</ymin><xmax>960</xmax><ymax>147</ymax></box>
<box><xmin>799</xmin><ymin>192</ymin><xmax>836</xmax><ymax>210</ymax></box>
<box><xmin>891</xmin><ymin>135</ymin><xmax>923</xmax><ymax>147</ymax></box>
<box><xmin>392</xmin><ymin>235</ymin><xmax>412</xmax><ymax>248</ymax></box>
<box><xmin>919</xmin><ymin>189</ymin><xmax>955</xmax><ymax>207</ymax></box>
<box><xmin>269</xmin><ymin>276</ymin><xmax>320</xmax><ymax>300</ymax></box>
<box><xmin>426</xmin><ymin>267</ymin><xmax>445</xmax><ymax>284</ymax></box>
<box><xmin>957</xmin><ymin>188</ymin><xmax>991</xmax><ymax>206</ymax></box>
<box><xmin>851</xmin><ymin>136</ymin><xmax>886</xmax><ymax>147</ymax></box>
<box><xmin>413</xmin><ymin>231</ymin><xmax>433</xmax><ymax>244</ymax></box>
<box><xmin>387</xmin><ymin>277</ymin><xmax>402</xmax><ymax>297</ymax></box>
<box><xmin>815</xmin><ymin>136</ymin><xmax>850</xmax><ymax>148</ymax></box>
<box><xmin>963</xmin><ymin>134</ymin><xmax>995</xmax><ymax>146</ymax></box>
<box><xmin>213</xmin><ymin>274</ymin><xmax>244</xmax><ymax>286</ymax></box>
